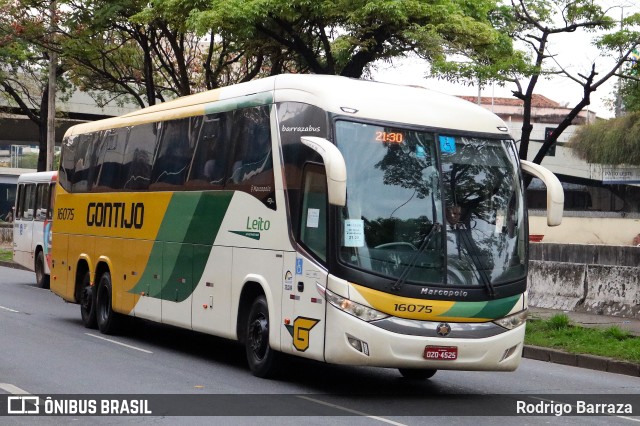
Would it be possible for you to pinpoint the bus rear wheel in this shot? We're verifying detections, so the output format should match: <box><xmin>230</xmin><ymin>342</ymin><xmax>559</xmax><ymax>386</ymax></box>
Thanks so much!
<box><xmin>95</xmin><ymin>271</ymin><xmax>121</xmax><ymax>335</ymax></box>
<box><xmin>35</xmin><ymin>251</ymin><xmax>49</xmax><ymax>289</ymax></box>
<box><xmin>80</xmin><ymin>271</ymin><xmax>97</xmax><ymax>329</ymax></box>
<box><xmin>398</xmin><ymin>368</ymin><xmax>437</xmax><ymax>380</ymax></box>
<box><xmin>245</xmin><ymin>295</ymin><xmax>279</xmax><ymax>378</ymax></box>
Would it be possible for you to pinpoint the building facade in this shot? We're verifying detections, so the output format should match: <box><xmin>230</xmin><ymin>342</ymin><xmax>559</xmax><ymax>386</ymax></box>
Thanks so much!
<box><xmin>460</xmin><ymin>94</ymin><xmax>640</xmax><ymax>246</ymax></box>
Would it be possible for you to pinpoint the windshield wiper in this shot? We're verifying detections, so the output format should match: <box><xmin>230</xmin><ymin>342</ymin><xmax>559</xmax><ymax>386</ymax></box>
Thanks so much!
<box><xmin>457</xmin><ymin>230</ymin><xmax>495</xmax><ymax>298</ymax></box>
<box><xmin>390</xmin><ymin>223</ymin><xmax>441</xmax><ymax>292</ymax></box>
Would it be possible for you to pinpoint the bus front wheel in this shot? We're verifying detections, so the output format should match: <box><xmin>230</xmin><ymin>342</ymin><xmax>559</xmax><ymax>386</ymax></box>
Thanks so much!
<box><xmin>95</xmin><ymin>271</ymin><xmax>121</xmax><ymax>335</ymax></box>
<box><xmin>80</xmin><ymin>271</ymin><xmax>97</xmax><ymax>329</ymax></box>
<box><xmin>35</xmin><ymin>251</ymin><xmax>49</xmax><ymax>289</ymax></box>
<box><xmin>245</xmin><ymin>295</ymin><xmax>279</xmax><ymax>378</ymax></box>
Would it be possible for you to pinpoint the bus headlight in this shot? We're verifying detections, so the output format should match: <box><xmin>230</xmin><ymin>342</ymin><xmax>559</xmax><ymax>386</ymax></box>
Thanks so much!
<box><xmin>493</xmin><ymin>309</ymin><xmax>527</xmax><ymax>330</ymax></box>
<box><xmin>325</xmin><ymin>289</ymin><xmax>389</xmax><ymax>322</ymax></box>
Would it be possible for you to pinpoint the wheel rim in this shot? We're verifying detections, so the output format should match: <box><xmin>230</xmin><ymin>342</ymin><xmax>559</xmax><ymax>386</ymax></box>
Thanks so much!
<box><xmin>248</xmin><ymin>314</ymin><xmax>269</xmax><ymax>361</ymax></box>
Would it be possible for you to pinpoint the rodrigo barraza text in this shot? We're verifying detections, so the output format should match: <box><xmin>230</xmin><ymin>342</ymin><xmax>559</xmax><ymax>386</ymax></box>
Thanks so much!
<box><xmin>516</xmin><ymin>400</ymin><xmax>632</xmax><ymax>416</ymax></box>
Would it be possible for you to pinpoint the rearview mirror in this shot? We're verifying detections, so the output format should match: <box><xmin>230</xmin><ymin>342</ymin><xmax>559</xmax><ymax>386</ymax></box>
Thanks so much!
<box><xmin>520</xmin><ymin>160</ymin><xmax>564</xmax><ymax>226</ymax></box>
<box><xmin>300</xmin><ymin>136</ymin><xmax>347</xmax><ymax>206</ymax></box>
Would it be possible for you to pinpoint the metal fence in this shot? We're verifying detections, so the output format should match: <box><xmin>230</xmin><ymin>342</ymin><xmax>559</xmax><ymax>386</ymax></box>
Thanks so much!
<box><xmin>0</xmin><ymin>223</ymin><xmax>12</xmax><ymax>243</ymax></box>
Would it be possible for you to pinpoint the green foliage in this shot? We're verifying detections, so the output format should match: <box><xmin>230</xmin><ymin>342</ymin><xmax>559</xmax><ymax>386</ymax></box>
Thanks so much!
<box><xmin>620</xmin><ymin>78</ymin><xmax>640</xmax><ymax>112</ymax></box>
<box><xmin>547</xmin><ymin>313</ymin><xmax>570</xmax><ymax>330</ymax></box>
<box><xmin>526</xmin><ymin>317</ymin><xmax>640</xmax><ymax>363</ymax></box>
<box><xmin>569</xmin><ymin>111</ymin><xmax>640</xmax><ymax>165</ymax></box>
<box><xmin>0</xmin><ymin>248</ymin><xmax>12</xmax><ymax>262</ymax></box>
<box><xmin>184</xmin><ymin>0</ymin><xmax>504</xmax><ymax>78</ymax></box>
<box><xmin>604</xmin><ymin>326</ymin><xmax>632</xmax><ymax>341</ymax></box>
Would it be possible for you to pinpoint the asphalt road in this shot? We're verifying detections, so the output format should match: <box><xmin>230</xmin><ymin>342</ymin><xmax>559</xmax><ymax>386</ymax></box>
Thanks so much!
<box><xmin>1</xmin><ymin>266</ymin><xmax>640</xmax><ymax>425</ymax></box>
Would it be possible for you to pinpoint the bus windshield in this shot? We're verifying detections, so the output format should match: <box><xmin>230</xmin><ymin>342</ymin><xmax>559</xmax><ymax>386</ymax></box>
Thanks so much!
<box><xmin>335</xmin><ymin>120</ymin><xmax>526</xmax><ymax>289</ymax></box>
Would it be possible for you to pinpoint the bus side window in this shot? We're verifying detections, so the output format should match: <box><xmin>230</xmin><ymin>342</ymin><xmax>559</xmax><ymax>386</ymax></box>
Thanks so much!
<box><xmin>72</xmin><ymin>133</ymin><xmax>96</xmax><ymax>192</ymax></box>
<box><xmin>15</xmin><ymin>184</ymin><xmax>24</xmax><ymax>220</ymax></box>
<box><xmin>95</xmin><ymin>128</ymin><xmax>126</xmax><ymax>191</ymax></box>
<box><xmin>48</xmin><ymin>183</ymin><xmax>55</xmax><ymax>220</ymax></box>
<box><xmin>299</xmin><ymin>164</ymin><xmax>328</xmax><ymax>262</ymax></box>
<box><xmin>226</xmin><ymin>106</ymin><xmax>275</xmax><ymax>209</ymax></box>
<box><xmin>59</xmin><ymin>135</ymin><xmax>78</xmax><ymax>192</ymax></box>
<box><xmin>187</xmin><ymin>114</ymin><xmax>229</xmax><ymax>188</ymax></box>
<box><xmin>151</xmin><ymin>118</ymin><xmax>197</xmax><ymax>189</ymax></box>
<box><xmin>35</xmin><ymin>183</ymin><xmax>49</xmax><ymax>221</ymax></box>
<box><xmin>122</xmin><ymin>123</ymin><xmax>157</xmax><ymax>191</ymax></box>
<box><xmin>22</xmin><ymin>184</ymin><xmax>36</xmax><ymax>220</ymax></box>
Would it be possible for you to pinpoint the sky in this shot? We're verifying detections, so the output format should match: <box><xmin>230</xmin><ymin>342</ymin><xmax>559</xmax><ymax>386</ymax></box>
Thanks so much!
<box><xmin>371</xmin><ymin>3</ymin><xmax>640</xmax><ymax>120</ymax></box>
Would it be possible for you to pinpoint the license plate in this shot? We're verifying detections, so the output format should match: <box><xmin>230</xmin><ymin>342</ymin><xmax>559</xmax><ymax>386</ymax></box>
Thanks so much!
<box><xmin>423</xmin><ymin>345</ymin><xmax>458</xmax><ymax>360</ymax></box>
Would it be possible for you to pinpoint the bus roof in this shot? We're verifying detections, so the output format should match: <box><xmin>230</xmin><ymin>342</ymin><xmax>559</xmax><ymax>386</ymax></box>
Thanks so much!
<box><xmin>17</xmin><ymin>171</ymin><xmax>57</xmax><ymax>183</ymax></box>
<box><xmin>64</xmin><ymin>74</ymin><xmax>510</xmax><ymax>137</ymax></box>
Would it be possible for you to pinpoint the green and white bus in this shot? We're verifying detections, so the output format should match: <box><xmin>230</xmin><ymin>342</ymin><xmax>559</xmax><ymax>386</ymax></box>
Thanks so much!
<box><xmin>13</xmin><ymin>171</ymin><xmax>57</xmax><ymax>288</ymax></box>
<box><xmin>50</xmin><ymin>74</ymin><xmax>563</xmax><ymax>378</ymax></box>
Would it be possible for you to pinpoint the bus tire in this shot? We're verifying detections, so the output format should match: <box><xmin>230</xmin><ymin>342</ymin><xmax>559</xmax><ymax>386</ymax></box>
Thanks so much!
<box><xmin>80</xmin><ymin>271</ymin><xmax>97</xmax><ymax>329</ymax></box>
<box><xmin>245</xmin><ymin>295</ymin><xmax>279</xmax><ymax>378</ymax></box>
<box><xmin>95</xmin><ymin>271</ymin><xmax>121</xmax><ymax>335</ymax></box>
<box><xmin>398</xmin><ymin>368</ymin><xmax>437</xmax><ymax>380</ymax></box>
<box><xmin>35</xmin><ymin>251</ymin><xmax>49</xmax><ymax>289</ymax></box>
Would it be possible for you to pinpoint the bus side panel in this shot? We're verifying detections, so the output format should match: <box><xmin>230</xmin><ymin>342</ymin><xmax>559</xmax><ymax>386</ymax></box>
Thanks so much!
<box><xmin>100</xmin><ymin>237</ymin><xmax>138</xmax><ymax>315</ymax></box>
<box><xmin>13</xmin><ymin>218</ymin><xmax>34</xmax><ymax>271</ymax></box>
<box><xmin>132</xmin><ymin>240</ymin><xmax>162</xmax><ymax>321</ymax></box>
<box><xmin>67</xmin><ymin>234</ymin><xmax>95</xmax><ymax>295</ymax></box>
<box><xmin>191</xmin><ymin>245</ymin><xmax>233</xmax><ymax>338</ymax></box>
<box><xmin>50</xmin><ymin>233</ymin><xmax>71</xmax><ymax>301</ymax></box>
<box><xmin>231</xmin><ymin>247</ymin><xmax>283</xmax><ymax>349</ymax></box>
<box><xmin>161</xmin><ymin>242</ymin><xmax>193</xmax><ymax>329</ymax></box>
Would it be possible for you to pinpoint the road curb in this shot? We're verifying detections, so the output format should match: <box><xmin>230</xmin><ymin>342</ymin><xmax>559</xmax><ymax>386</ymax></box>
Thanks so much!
<box><xmin>0</xmin><ymin>260</ymin><xmax>29</xmax><ymax>271</ymax></box>
<box><xmin>523</xmin><ymin>345</ymin><xmax>640</xmax><ymax>377</ymax></box>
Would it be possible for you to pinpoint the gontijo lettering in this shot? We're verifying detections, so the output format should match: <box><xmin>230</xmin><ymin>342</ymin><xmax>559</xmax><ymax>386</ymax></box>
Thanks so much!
<box><xmin>86</xmin><ymin>202</ymin><xmax>144</xmax><ymax>229</ymax></box>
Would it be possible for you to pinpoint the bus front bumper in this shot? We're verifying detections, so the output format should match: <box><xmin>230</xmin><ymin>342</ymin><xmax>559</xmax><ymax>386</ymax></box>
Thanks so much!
<box><xmin>324</xmin><ymin>305</ymin><xmax>525</xmax><ymax>371</ymax></box>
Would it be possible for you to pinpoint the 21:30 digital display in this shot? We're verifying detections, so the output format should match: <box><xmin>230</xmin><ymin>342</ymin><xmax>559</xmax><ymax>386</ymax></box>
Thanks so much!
<box><xmin>375</xmin><ymin>131</ymin><xmax>404</xmax><ymax>143</ymax></box>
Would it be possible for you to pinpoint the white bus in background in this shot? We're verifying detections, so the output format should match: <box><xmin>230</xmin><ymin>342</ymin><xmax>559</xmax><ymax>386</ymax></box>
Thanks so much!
<box><xmin>13</xmin><ymin>171</ymin><xmax>57</xmax><ymax>288</ymax></box>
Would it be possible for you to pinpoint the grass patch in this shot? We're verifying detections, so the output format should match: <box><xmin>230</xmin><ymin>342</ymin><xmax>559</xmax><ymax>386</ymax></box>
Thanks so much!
<box><xmin>525</xmin><ymin>314</ymin><xmax>640</xmax><ymax>363</ymax></box>
<box><xmin>0</xmin><ymin>248</ymin><xmax>12</xmax><ymax>262</ymax></box>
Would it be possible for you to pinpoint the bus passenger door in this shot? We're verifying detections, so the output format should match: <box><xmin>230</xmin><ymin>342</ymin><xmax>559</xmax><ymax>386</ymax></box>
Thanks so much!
<box><xmin>161</xmin><ymin>242</ymin><xmax>193</xmax><ymax>329</ymax></box>
<box><xmin>13</xmin><ymin>183</ymin><xmax>35</xmax><ymax>269</ymax></box>
<box><xmin>282</xmin><ymin>164</ymin><xmax>328</xmax><ymax>361</ymax></box>
<box><xmin>285</xmin><ymin>256</ymin><xmax>327</xmax><ymax>362</ymax></box>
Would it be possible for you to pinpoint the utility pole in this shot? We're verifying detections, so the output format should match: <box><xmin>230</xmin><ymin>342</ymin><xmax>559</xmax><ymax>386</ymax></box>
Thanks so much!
<box><xmin>614</xmin><ymin>6</ymin><xmax>625</xmax><ymax>118</ymax></box>
<box><xmin>46</xmin><ymin>0</ymin><xmax>56</xmax><ymax>171</ymax></box>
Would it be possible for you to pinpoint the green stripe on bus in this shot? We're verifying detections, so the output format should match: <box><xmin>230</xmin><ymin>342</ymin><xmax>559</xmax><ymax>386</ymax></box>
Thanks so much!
<box><xmin>443</xmin><ymin>295</ymin><xmax>520</xmax><ymax>320</ymax></box>
<box><xmin>130</xmin><ymin>191</ymin><xmax>233</xmax><ymax>301</ymax></box>
<box><xmin>472</xmin><ymin>295</ymin><xmax>521</xmax><ymax>319</ymax></box>
<box><xmin>204</xmin><ymin>92</ymin><xmax>273</xmax><ymax>115</ymax></box>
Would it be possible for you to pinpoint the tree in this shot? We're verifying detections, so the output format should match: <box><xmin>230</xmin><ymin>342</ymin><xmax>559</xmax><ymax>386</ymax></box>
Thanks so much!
<box><xmin>432</xmin><ymin>0</ymin><xmax>640</xmax><ymax>166</ymax></box>
<box><xmin>569</xmin><ymin>110</ymin><xmax>640</xmax><ymax>165</ymax></box>
<box><xmin>617</xmin><ymin>52</ymin><xmax>640</xmax><ymax>112</ymax></box>
<box><xmin>184</xmin><ymin>0</ymin><xmax>505</xmax><ymax>79</ymax></box>
<box><xmin>59</xmin><ymin>0</ymin><xmax>287</xmax><ymax>107</ymax></box>
<box><xmin>0</xmin><ymin>0</ymin><xmax>68</xmax><ymax>171</ymax></box>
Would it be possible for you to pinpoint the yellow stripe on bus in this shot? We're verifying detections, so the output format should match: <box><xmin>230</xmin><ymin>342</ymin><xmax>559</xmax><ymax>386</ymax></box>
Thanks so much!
<box><xmin>351</xmin><ymin>283</ymin><xmax>490</xmax><ymax>322</ymax></box>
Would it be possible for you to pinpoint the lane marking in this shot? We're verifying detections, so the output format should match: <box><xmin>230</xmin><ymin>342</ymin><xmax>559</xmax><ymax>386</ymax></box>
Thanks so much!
<box><xmin>85</xmin><ymin>333</ymin><xmax>153</xmax><ymax>354</ymax></box>
<box><xmin>297</xmin><ymin>395</ymin><xmax>407</xmax><ymax>425</ymax></box>
<box><xmin>0</xmin><ymin>306</ymin><xmax>19</xmax><ymax>313</ymax></box>
<box><xmin>0</xmin><ymin>383</ymin><xmax>30</xmax><ymax>394</ymax></box>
